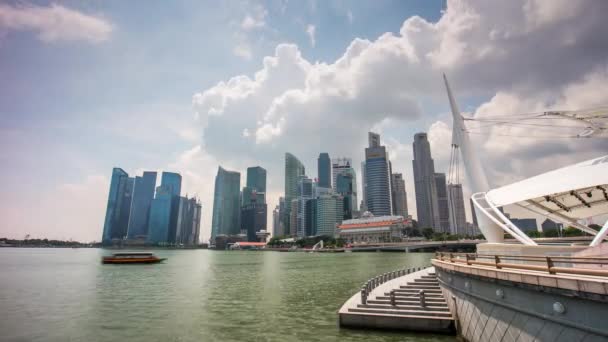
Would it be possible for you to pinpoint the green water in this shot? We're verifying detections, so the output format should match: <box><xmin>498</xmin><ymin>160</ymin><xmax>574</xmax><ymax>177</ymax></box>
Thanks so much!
<box><xmin>0</xmin><ymin>248</ymin><xmax>454</xmax><ymax>342</ymax></box>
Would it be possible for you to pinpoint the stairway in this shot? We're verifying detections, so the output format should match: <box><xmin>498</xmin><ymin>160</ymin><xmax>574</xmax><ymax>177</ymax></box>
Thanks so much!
<box><xmin>340</xmin><ymin>268</ymin><xmax>455</xmax><ymax>333</ymax></box>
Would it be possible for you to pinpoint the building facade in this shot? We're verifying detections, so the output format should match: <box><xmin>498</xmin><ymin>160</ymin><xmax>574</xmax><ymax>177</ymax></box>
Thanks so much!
<box><xmin>211</xmin><ymin>166</ymin><xmax>241</xmax><ymax>238</ymax></box>
<box><xmin>390</xmin><ymin>173</ymin><xmax>408</xmax><ymax>218</ymax></box>
<box><xmin>102</xmin><ymin>168</ymin><xmax>133</xmax><ymax>245</ymax></box>
<box><xmin>126</xmin><ymin>171</ymin><xmax>157</xmax><ymax>239</ymax></box>
<box><xmin>147</xmin><ymin>185</ymin><xmax>174</xmax><ymax>244</ymax></box>
<box><xmin>338</xmin><ymin>213</ymin><xmax>410</xmax><ymax>244</ymax></box>
<box><xmin>241</xmin><ymin>201</ymin><xmax>267</xmax><ymax>242</ymax></box>
<box><xmin>246</xmin><ymin>166</ymin><xmax>266</xmax><ymax>193</ymax></box>
<box><xmin>316</xmin><ymin>193</ymin><xmax>343</xmax><ymax>237</ymax></box>
<box><xmin>336</xmin><ymin>171</ymin><xmax>356</xmax><ymax>220</ymax></box>
<box><xmin>317</xmin><ymin>153</ymin><xmax>331</xmax><ymax>188</ymax></box>
<box><xmin>412</xmin><ymin>132</ymin><xmax>441</xmax><ymax>230</ymax></box>
<box><xmin>175</xmin><ymin>196</ymin><xmax>202</xmax><ymax>246</ymax></box>
<box><xmin>297</xmin><ymin>176</ymin><xmax>314</xmax><ymax>237</ymax></box>
<box><xmin>435</xmin><ymin>173</ymin><xmax>450</xmax><ymax>233</ymax></box>
<box><xmin>447</xmin><ymin>183</ymin><xmax>467</xmax><ymax>235</ymax></box>
<box><xmin>332</xmin><ymin>158</ymin><xmax>352</xmax><ymax>193</ymax></box>
<box><xmin>284</xmin><ymin>153</ymin><xmax>305</xmax><ymax>236</ymax></box>
<box><xmin>364</xmin><ymin>133</ymin><xmax>392</xmax><ymax>216</ymax></box>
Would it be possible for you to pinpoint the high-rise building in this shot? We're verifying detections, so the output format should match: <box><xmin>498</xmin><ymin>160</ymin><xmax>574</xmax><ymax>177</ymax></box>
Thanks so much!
<box><xmin>391</xmin><ymin>173</ymin><xmax>408</xmax><ymax>218</ymax></box>
<box><xmin>316</xmin><ymin>193</ymin><xmax>343</xmax><ymax>237</ymax></box>
<box><xmin>361</xmin><ymin>161</ymin><xmax>367</xmax><ymax>211</ymax></box>
<box><xmin>161</xmin><ymin>172</ymin><xmax>182</xmax><ymax>197</ymax></box>
<box><xmin>147</xmin><ymin>185</ymin><xmax>173</xmax><ymax>244</ymax></box>
<box><xmin>412</xmin><ymin>133</ymin><xmax>441</xmax><ymax>230</ymax></box>
<box><xmin>435</xmin><ymin>173</ymin><xmax>450</xmax><ymax>233</ymax></box>
<box><xmin>246</xmin><ymin>166</ymin><xmax>266</xmax><ymax>194</ymax></box>
<box><xmin>297</xmin><ymin>176</ymin><xmax>314</xmax><ymax>237</ymax></box>
<box><xmin>447</xmin><ymin>184</ymin><xmax>467</xmax><ymax>235</ymax></box>
<box><xmin>211</xmin><ymin>166</ymin><xmax>241</xmax><ymax>238</ymax></box>
<box><xmin>175</xmin><ymin>196</ymin><xmax>202</xmax><ymax>245</ymax></box>
<box><xmin>241</xmin><ymin>199</ymin><xmax>267</xmax><ymax>242</ymax></box>
<box><xmin>277</xmin><ymin>197</ymin><xmax>286</xmax><ymax>236</ymax></box>
<box><xmin>272</xmin><ymin>205</ymin><xmax>280</xmax><ymax>237</ymax></box>
<box><xmin>126</xmin><ymin>171</ymin><xmax>157</xmax><ymax>239</ymax></box>
<box><xmin>332</xmin><ymin>158</ymin><xmax>351</xmax><ymax>192</ymax></box>
<box><xmin>289</xmin><ymin>199</ymin><xmax>298</xmax><ymax>236</ymax></box>
<box><xmin>284</xmin><ymin>153</ymin><xmax>305</xmax><ymax>235</ymax></box>
<box><xmin>336</xmin><ymin>170</ymin><xmax>356</xmax><ymax>220</ymax></box>
<box><xmin>317</xmin><ymin>153</ymin><xmax>331</xmax><ymax>188</ymax></box>
<box><xmin>102</xmin><ymin>168</ymin><xmax>134</xmax><ymax>245</ymax></box>
<box><xmin>364</xmin><ymin>132</ymin><xmax>392</xmax><ymax>216</ymax></box>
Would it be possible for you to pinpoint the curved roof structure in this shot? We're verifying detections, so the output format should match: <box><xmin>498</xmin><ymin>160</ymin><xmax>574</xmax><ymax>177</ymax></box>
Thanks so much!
<box><xmin>486</xmin><ymin>155</ymin><xmax>608</xmax><ymax>220</ymax></box>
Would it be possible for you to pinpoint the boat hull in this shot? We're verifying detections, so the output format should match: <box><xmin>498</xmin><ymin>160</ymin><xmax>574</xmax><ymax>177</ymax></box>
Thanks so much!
<box><xmin>102</xmin><ymin>257</ymin><xmax>166</xmax><ymax>264</ymax></box>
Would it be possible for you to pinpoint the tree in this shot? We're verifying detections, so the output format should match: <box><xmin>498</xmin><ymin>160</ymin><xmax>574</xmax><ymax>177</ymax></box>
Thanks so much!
<box><xmin>422</xmin><ymin>228</ymin><xmax>434</xmax><ymax>240</ymax></box>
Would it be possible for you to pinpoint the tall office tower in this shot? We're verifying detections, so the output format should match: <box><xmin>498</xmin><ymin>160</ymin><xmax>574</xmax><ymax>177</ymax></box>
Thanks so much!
<box><xmin>336</xmin><ymin>171</ymin><xmax>356</xmax><ymax>220</ymax></box>
<box><xmin>102</xmin><ymin>168</ymin><xmax>134</xmax><ymax>245</ymax></box>
<box><xmin>316</xmin><ymin>193</ymin><xmax>344</xmax><ymax>237</ymax></box>
<box><xmin>272</xmin><ymin>205</ymin><xmax>280</xmax><ymax>237</ymax></box>
<box><xmin>297</xmin><ymin>176</ymin><xmax>314</xmax><ymax>237</ymax></box>
<box><xmin>289</xmin><ymin>199</ymin><xmax>298</xmax><ymax>236</ymax></box>
<box><xmin>159</xmin><ymin>172</ymin><xmax>182</xmax><ymax>243</ymax></box>
<box><xmin>317</xmin><ymin>153</ymin><xmax>331</xmax><ymax>188</ymax></box>
<box><xmin>284</xmin><ymin>153</ymin><xmax>305</xmax><ymax>235</ymax></box>
<box><xmin>412</xmin><ymin>132</ymin><xmax>440</xmax><ymax>230</ymax></box>
<box><xmin>211</xmin><ymin>166</ymin><xmax>241</xmax><ymax>238</ymax></box>
<box><xmin>364</xmin><ymin>132</ymin><xmax>392</xmax><ymax>216</ymax></box>
<box><xmin>470</xmin><ymin>198</ymin><xmax>478</xmax><ymax>229</ymax></box>
<box><xmin>278</xmin><ymin>197</ymin><xmax>286</xmax><ymax>236</ymax></box>
<box><xmin>126</xmin><ymin>171</ymin><xmax>157</xmax><ymax>239</ymax></box>
<box><xmin>161</xmin><ymin>172</ymin><xmax>182</xmax><ymax>197</ymax></box>
<box><xmin>175</xmin><ymin>196</ymin><xmax>202</xmax><ymax>245</ymax></box>
<box><xmin>246</xmin><ymin>166</ymin><xmax>266</xmax><ymax>193</ymax></box>
<box><xmin>361</xmin><ymin>161</ymin><xmax>367</xmax><ymax>211</ymax></box>
<box><xmin>331</xmin><ymin>158</ymin><xmax>352</xmax><ymax>193</ymax></box>
<box><xmin>448</xmin><ymin>184</ymin><xmax>467</xmax><ymax>235</ymax></box>
<box><xmin>147</xmin><ymin>185</ymin><xmax>173</xmax><ymax>244</ymax></box>
<box><xmin>305</xmin><ymin>198</ymin><xmax>317</xmax><ymax>236</ymax></box>
<box><xmin>240</xmin><ymin>196</ymin><xmax>267</xmax><ymax>242</ymax></box>
<box><xmin>391</xmin><ymin>173</ymin><xmax>408</xmax><ymax>218</ymax></box>
<box><xmin>434</xmin><ymin>173</ymin><xmax>450</xmax><ymax>233</ymax></box>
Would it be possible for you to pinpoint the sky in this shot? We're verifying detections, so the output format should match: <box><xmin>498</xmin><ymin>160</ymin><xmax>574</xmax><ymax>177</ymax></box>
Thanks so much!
<box><xmin>1</xmin><ymin>0</ymin><xmax>607</xmax><ymax>242</ymax></box>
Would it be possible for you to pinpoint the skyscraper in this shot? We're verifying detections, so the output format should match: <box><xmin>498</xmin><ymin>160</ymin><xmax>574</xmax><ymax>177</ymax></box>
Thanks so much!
<box><xmin>448</xmin><ymin>184</ymin><xmax>467</xmax><ymax>235</ymax></box>
<box><xmin>316</xmin><ymin>193</ymin><xmax>343</xmax><ymax>237</ymax></box>
<box><xmin>126</xmin><ymin>171</ymin><xmax>157</xmax><ymax>239</ymax></box>
<box><xmin>147</xmin><ymin>185</ymin><xmax>173</xmax><ymax>244</ymax></box>
<box><xmin>272</xmin><ymin>205</ymin><xmax>280</xmax><ymax>237</ymax></box>
<box><xmin>435</xmin><ymin>173</ymin><xmax>450</xmax><ymax>232</ymax></box>
<box><xmin>391</xmin><ymin>173</ymin><xmax>408</xmax><ymax>218</ymax></box>
<box><xmin>317</xmin><ymin>153</ymin><xmax>331</xmax><ymax>188</ymax></box>
<box><xmin>102</xmin><ymin>168</ymin><xmax>133</xmax><ymax>245</ymax></box>
<box><xmin>211</xmin><ymin>166</ymin><xmax>241</xmax><ymax>238</ymax></box>
<box><xmin>241</xmin><ymin>199</ymin><xmax>267</xmax><ymax>242</ymax></box>
<box><xmin>364</xmin><ymin>132</ymin><xmax>392</xmax><ymax>216</ymax></box>
<box><xmin>412</xmin><ymin>132</ymin><xmax>440</xmax><ymax>230</ymax></box>
<box><xmin>246</xmin><ymin>166</ymin><xmax>266</xmax><ymax>193</ymax></box>
<box><xmin>277</xmin><ymin>197</ymin><xmax>286</xmax><ymax>236</ymax></box>
<box><xmin>297</xmin><ymin>176</ymin><xmax>313</xmax><ymax>237</ymax></box>
<box><xmin>175</xmin><ymin>196</ymin><xmax>202</xmax><ymax>246</ymax></box>
<box><xmin>331</xmin><ymin>158</ymin><xmax>352</xmax><ymax>193</ymax></box>
<box><xmin>284</xmin><ymin>153</ymin><xmax>305</xmax><ymax>235</ymax></box>
<box><xmin>161</xmin><ymin>172</ymin><xmax>182</xmax><ymax>197</ymax></box>
<box><xmin>336</xmin><ymin>170</ymin><xmax>356</xmax><ymax>220</ymax></box>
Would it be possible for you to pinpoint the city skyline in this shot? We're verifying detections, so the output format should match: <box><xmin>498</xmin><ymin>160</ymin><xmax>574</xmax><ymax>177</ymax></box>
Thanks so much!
<box><xmin>2</xmin><ymin>1</ymin><xmax>608</xmax><ymax>242</ymax></box>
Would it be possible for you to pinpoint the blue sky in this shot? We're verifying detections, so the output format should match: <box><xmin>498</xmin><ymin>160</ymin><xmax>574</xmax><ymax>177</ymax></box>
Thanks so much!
<box><xmin>1</xmin><ymin>0</ymin><xmax>607</xmax><ymax>241</ymax></box>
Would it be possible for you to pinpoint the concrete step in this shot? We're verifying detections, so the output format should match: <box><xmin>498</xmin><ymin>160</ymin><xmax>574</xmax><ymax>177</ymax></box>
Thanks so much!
<box><xmin>348</xmin><ymin>307</ymin><xmax>453</xmax><ymax>318</ymax></box>
<box><xmin>403</xmin><ymin>284</ymin><xmax>441</xmax><ymax>289</ymax></box>
<box><xmin>367</xmin><ymin>299</ymin><xmax>448</xmax><ymax>307</ymax></box>
<box><xmin>411</xmin><ymin>280</ymin><xmax>439</xmax><ymax>285</ymax></box>
<box><xmin>394</xmin><ymin>288</ymin><xmax>442</xmax><ymax>294</ymax></box>
<box><xmin>376</xmin><ymin>295</ymin><xmax>446</xmax><ymax>303</ymax></box>
<box><xmin>383</xmin><ymin>291</ymin><xmax>444</xmax><ymax>297</ymax></box>
<box><xmin>358</xmin><ymin>303</ymin><xmax>450</xmax><ymax>312</ymax></box>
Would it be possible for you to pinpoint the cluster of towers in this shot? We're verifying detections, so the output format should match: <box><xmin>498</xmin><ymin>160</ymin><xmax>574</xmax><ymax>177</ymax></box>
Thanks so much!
<box><xmin>101</xmin><ymin>169</ymin><xmax>201</xmax><ymax>246</ymax></box>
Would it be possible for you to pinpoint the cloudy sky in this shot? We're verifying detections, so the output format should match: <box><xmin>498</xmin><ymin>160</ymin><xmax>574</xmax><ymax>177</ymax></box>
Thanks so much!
<box><xmin>1</xmin><ymin>0</ymin><xmax>607</xmax><ymax>242</ymax></box>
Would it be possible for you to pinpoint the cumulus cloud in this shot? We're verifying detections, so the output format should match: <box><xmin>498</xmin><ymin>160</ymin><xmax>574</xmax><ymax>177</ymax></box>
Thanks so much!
<box><xmin>188</xmin><ymin>0</ymin><xmax>608</xmax><ymax>236</ymax></box>
<box><xmin>0</xmin><ymin>3</ymin><xmax>112</xmax><ymax>43</ymax></box>
<box><xmin>240</xmin><ymin>5</ymin><xmax>267</xmax><ymax>31</ymax></box>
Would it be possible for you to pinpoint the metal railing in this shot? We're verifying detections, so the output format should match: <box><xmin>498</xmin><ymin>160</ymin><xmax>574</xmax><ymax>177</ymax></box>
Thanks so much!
<box><xmin>434</xmin><ymin>252</ymin><xmax>608</xmax><ymax>277</ymax></box>
<box><xmin>360</xmin><ymin>266</ymin><xmax>425</xmax><ymax>305</ymax></box>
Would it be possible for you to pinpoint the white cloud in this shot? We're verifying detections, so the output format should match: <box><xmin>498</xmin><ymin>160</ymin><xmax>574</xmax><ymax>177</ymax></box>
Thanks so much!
<box><xmin>233</xmin><ymin>43</ymin><xmax>253</xmax><ymax>60</ymax></box>
<box><xmin>191</xmin><ymin>0</ymin><xmax>608</xmax><ymax>233</ymax></box>
<box><xmin>240</xmin><ymin>5</ymin><xmax>267</xmax><ymax>31</ymax></box>
<box><xmin>306</xmin><ymin>24</ymin><xmax>316</xmax><ymax>47</ymax></box>
<box><xmin>0</xmin><ymin>3</ymin><xmax>112</xmax><ymax>43</ymax></box>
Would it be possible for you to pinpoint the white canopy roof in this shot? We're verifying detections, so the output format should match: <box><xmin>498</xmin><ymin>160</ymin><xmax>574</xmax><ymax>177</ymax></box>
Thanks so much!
<box><xmin>486</xmin><ymin>155</ymin><xmax>608</xmax><ymax>219</ymax></box>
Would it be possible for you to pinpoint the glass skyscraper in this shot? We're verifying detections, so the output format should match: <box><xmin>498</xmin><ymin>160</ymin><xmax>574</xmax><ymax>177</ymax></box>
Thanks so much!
<box><xmin>246</xmin><ymin>166</ymin><xmax>266</xmax><ymax>193</ymax></box>
<box><xmin>211</xmin><ymin>166</ymin><xmax>241</xmax><ymax>238</ymax></box>
<box><xmin>391</xmin><ymin>173</ymin><xmax>408</xmax><ymax>218</ymax></box>
<box><xmin>336</xmin><ymin>170</ymin><xmax>356</xmax><ymax>220</ymax></box>
<box><xmin>126</xmin><ymin>171</ymin><xmax>157</xmax><ymax>239</ymax></box>
<box><xmin>435</xmin><ymin>173</ymin><xmax>450</xmax><ymax>232</ymax></box>
<box><xmin>317</xmin><ymin>153</ymin><xmax>331</xmax><ymax>188</ymax></box>
<box><xmin>147</xmin><ymin>185</ymin><xmax>173</xmax><ymax>244</ymax></box>
<box><xmin>102</xmin><ymin>168</ymin><xmax>134</xmax><ymax>245</ymax></box>
<box><xmin>284</xmin><ymin>153</ymin><xmax>305</xmax><ymax>236</ymax></box>
<box><xmin>161</xmin><ymin>172</ymin><xmax>182</xmax><ymax>197</ymax></box>
<box><xmin>364</xmin><ymin>133</ymin><xmax>392</xmax><ymax>216</ymax></box>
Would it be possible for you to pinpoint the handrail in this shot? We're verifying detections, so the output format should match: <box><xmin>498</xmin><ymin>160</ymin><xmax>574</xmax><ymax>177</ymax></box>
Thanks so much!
<box><xmin>360</xmin><ymin>266</ymin><xmax>428</xmax><ymax>304</ymax></box>
<box><xmin>434</xmin><ymin>252</ymin><xmax>608</xmax><ymax>278</ymax></box>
